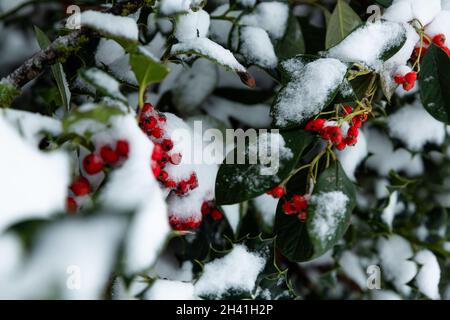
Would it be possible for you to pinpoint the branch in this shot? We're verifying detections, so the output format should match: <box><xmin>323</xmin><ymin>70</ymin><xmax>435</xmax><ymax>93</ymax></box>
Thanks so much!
<box><xmin>3</xmin><ymin>0</ymin><xmax>145</xmax><ymax>89</ymax></box>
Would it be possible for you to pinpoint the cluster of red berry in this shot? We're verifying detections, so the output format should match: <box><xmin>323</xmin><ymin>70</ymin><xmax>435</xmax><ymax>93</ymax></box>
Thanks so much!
<box><xmin>140</xmin><ymin>103</ymin><xmax>222</xmax><ymax>230</ymax></box>
<box><xmin>412</xmin><ymin>33</ymin><xmax>450</xmax><ymax>63</ymax></box>
<box><xmin>66</xmin><ymin>139</ymin><xmax>130</xmax><ymax>213</ymax></box>
<box><xmin>266</xmin><ymin>185</ymin><xmax>285</xmax><ymax>198</ymax></box>
<box><xmin>282</xmin><ymin>195</ymin><xmax>308</xmax><ymax>221</ymax></box>
<box><xmin>394</xmin><ymin>71</ymin><xmax>417</xmax><ymax>91</ymax></box>
<box><xmin>305</xmin><ymin>106</ymin><xmax>366</xmax><ymax>150</ymax></box>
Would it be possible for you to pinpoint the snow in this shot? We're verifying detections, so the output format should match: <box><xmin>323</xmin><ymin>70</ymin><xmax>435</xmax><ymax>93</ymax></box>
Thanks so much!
<box><xmin>209</xmin><ymin>5</ymin><xmax>235</xmax><ymax>46</ymax></box>
<box><xmin>426</xmin><ymin>11</ymin><xmax>450</xmax><ymax>47</ymax></box>
<box><xmin>381</xmin><ymin>191</ymin><xmax>404</xmax><ymax>228</ymax></box>
<box><xmin>253</xmin><ymin>194</ymin><xmax>279</xmax><ymax>227</ymax></box>
<box><xmin>174</xmin><ymin>10</ymin><xmax>210</xmax><ymax>42</ymax></box>
<box><xmin>153</xmin><ymin>254</ymin><xmax>193</xmax><ymax>282</ymax></box>
<box><xmin>0</xmin><ymin>115</ymin><xmax>70</xmax><ymax>233</ymax></box>
<box><xmin>194</xmin><ymin>245</ymin><xmax>266</xmax><ymax>298</ymax></box>
<box><xmin>159</xmin><ymin>0</ymin><xmax>204</xmax><ymax>16</ymax></box>
<box><xmin>274</xmin><ymin>58</ymin><xmax>347</xmax><ymax>127</ymax></box>
<box><xmin>377</xmin><ymin>235</ymin><xmax>417</xmax><ymax>292</ymax></box>
<box><xmin>383</xmin><ymin>0</ymin><xmax>441</xmax><ymax>26</ymax></box>
<box><xmin>0</xmin><ymin>233</ymin><xmax>23</xmax><ymax>283</ymax></box>
<box><xmin>240</xmin><ymin>2</ymin><xmax>289</xmax><ymax>40</ymax></box>
<box><xmin>327</xmin><ymin>21</ymin><xmax>406</xmax><ymax>71</ymax></box>
<box><xmin>239</xmin><ymin>26</ymin><xmax>278</xmax><ymax>69</ymax></box>
<box><xmin>222</xmin><ymin>204</ymin><xmax>240</xmax><ymax>233</ymax></box>
<box><xmin>77</xmin><ymin>10</ymin><xmax>139</xmax><ymax>41</ymax></box>
<box><xmin>339</xmin><ymin>251</ymin><xmax>367</xmax><ymax>289</ymax></box>
<box><xmin>336</xmin><ymin>130</ymin><xmax>368</xmax><ymax>181</ymax></box>
<box><xmin>170</xmin><ymin>37</ymin><xmax>246</xmax><ymax>72</ymax></box>
<box><xmin>83</xmin><ymin>68</ymin><xmax>126</xmax><ymax>101</ymax></box>
<box><xmin>172</xmin><ymin>59</ymin><xmax>218</xmax><ymax>113</ymax></box>
<box><xmin>146</xmin><ymin>280</ymin><xmax>196</xmax><ymax>300</ymax></box>
<box><xmin>388</xmin><ymin>102</ymin><xmax>446</xmax><ymax>151</ymax></box>
<box><xmin>95</xmin><ymin>39</ymin><xmax>137</xmax><ymax>85</ymax></box>
<box><xmin>0</xmin><ymin>215</ymin><xmax>126</xmax><ymax>299</ymax></box>
<box><xmin>0</xmin><ymin>108</ymin><xmax>62</xmax><ymax>146</ymax></box>
<box><xmin>309</xmin><ymin>191</ymin><xmax>349</xmax><ymax>243</ymax></box>
<box><xmin>365</xmin><ymin>128</ymin><xmax>424</xmax><ymax>177</ymax></box>
<box><xmin>202</xmin><ymin>96</ymin><xmax>271</xmax><ymax>128</ymax></box>
<box><xmin>414</xmin><ymin>250</ymin><xmax>441</xmax><ymax>300</ymax></box>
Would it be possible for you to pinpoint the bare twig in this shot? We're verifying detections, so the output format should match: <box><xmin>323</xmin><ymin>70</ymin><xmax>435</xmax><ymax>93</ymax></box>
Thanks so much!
<box><xmin>4</xmin><ymin>0</ymin><xmax>145</xmax><ymax>89</ymax></box>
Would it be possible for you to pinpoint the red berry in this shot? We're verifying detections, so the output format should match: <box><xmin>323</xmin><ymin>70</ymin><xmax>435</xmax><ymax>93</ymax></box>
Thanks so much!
<box><xmin>158</xmin><ymin>114</ymin><xmax>167</xmax><ymax>123</ymax></box>
<box><xmin>188</xmin><ymin>173</ymin><xmax>198</xmax><ymax>189</ymax></box>
<box><xmin>404</xmin><ymin>72</ymin><xmax>417</xmax><ymax>84</ymax></box>
<box><xmin>151</xmin><ymin>144</ymin><xmax>164</xmax><ymax>161</ymax></box>
<box><xmin>432</xmin><ymin>34</ymin><xmax>446</xmax><ymax>47</ymax></box>
<box><xmin>169</xmin><ymin>216</ymin><xmax>183</xmax><ymax>230</ymax></box>
<box><xmin>70</xmin><ymin>177</ymin><xmax>90</xmax><ymax>196</ymax></box>
<box><xmin>141</xmin><ymin>116</ymin><xmax>157</xmax><ymax>131</ymax></box>
<box><xmin>170</xmin><ymin>153</ymin><xmax>182</xmax><ymax>165</ymax></box>
<box><xmin>176</xmin><ymin>181</ymin><xmax>189</xmax><ymax>195</ymax></box>
<box><xmin>162</xmin><ymin>139</ymin><xmax>174</xmax><ymax>151</ymax></box>
<box><xmin>142</xmin><ymin>103</ymin><xmax>154</xmax><ymax>114</ymax></box>
<box><xmin>100</xmin><ymin>145</ymin><xmax>119</xmax><ymax>165</ymax></box>
<box><xmin>201</xmin><ymin>202</ymin><xmax>211</xmax><ymax>215</ymax></box>
<box><xmin>83</xmin><ymin>153</ymin><xmax>104</xmax><ymax>175</ymax></box>
<box><xmin>335</xmin><ymin>142</ymin><xmax>346</xmax><ymax>150</ymax></box>
<box><xmin>151</xmin><ymin>161</ymin><xmax>161</xmax><ymax>177</ymax></box>
<box><xmin>344</xmin><ymin>136</ymin><xmax>358</xmax><ymax>146</ymax></box>
<box><xmin>151</xmin><ymin>127</ymin><xmax>163</xmax><ymax>139</ymax></box>
<box><xmin>292</xmin><ymin>195</ymin><xmax>308</xmax><ymax>211</ymax></box>
<box><xmin>444</xmin><ymin>46</ymin><xmax>450</xmax><ymax>56</ymax></box>
<box><xmin>268</xmin><ymin>186</ymin><xmax>285</xmax><ymax>199</ymax></box>
<box><xmin>347</xmin><ymin>126</ymin><xmax>359</xmax><ymax>139</ymax></box>
<box><xmin>298</xmin><ymin>211</ymin><xmax>307</xmax><ymax>221</ymax></box>
<box><xmin>403</xmin><ymin>81</ymin><xmax>415</xmax><ymax>91</ymax></box>
<box><xmin>66</xmin><ymin>197</ymin><xmax>77</xmax><ymax>213</ymax></box>
<box><xmin>305</xmin><ymin>118</ymin><xmax>326</xmax><ymax>132</ymax></box>
<box><xmin>282</xmin><ymin>201</ymin><xmax>297</xmax><ymax>215</ymax></box>
<box><xmin>328</xmin><ymin>126</ymin><xmax>343</xmax><ymax>144</ymax></box>
<box><xmin>185</xmin><ymin>217</ymin><xmax>201</xmax><ymax>229</ymax></box>
<box><xmin>352</xmin><ymin>117</ymin><xmax>362</xmax><ymax>129</ymax></box>
<box><xmin>343</xmin><ymin>106</ymin><xmax>353</xmax><ymax>115</ymax></box>
<box><xmin>394</xmin><ymin>75</ymin><xmax>405</xmax><ymax>84</ymax></box>
<box><xmin>158</xmin><ymin>170</ymin><xmax>169</xmax><ymax>181</ymax></box>
<box><xmin>165</xmin><ymin>179</ymin><xmax>177</xmax><ymax>189</ymax></box>
<box><xmin>115</xmin><ymin>140</ymin><xmax>129</xmax><ymax>157</ymax></box>
<box><xmin>211</xmin><ymin>208</ymin><xmax>223</xmax><ymax>221</ymax></box>
<box><xmin>159</xmin><ymin>153</ymin><xmax>170</xmax><ymax>167</ymax></box>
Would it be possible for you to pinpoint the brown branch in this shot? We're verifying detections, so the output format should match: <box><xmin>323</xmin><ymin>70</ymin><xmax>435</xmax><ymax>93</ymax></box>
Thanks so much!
<box><xmin>4</xmin><ymin>0</ymin><xmax>145</xmax><ymax>88</ymax></box>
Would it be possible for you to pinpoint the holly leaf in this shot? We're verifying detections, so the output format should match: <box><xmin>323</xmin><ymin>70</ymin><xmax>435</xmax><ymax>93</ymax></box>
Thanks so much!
<box><xmin>62</xmin><ymin>104</ymin><xmax>124</xmax><ymax>132</ymax></box>
<box><xmin>215</xmin><ymin>130</ymin><xmax>314</xmax><ymax>205</ymax></box>
<box><xmin>419</xmin><ymin>44</ymin><xmax>450</xmax><ymax>124</ymax></box>
<box><xmin>275</xmin><ymin>161</ymin><xmax>355</xmax><ymax>262</ymax></box>
<box><xmin>325</xmin><ymin>0</ymin><xmax>362</xmax><ymax>49</ymax></box>
<box><xmin>275</xmin><ymin>14</ymin><xmax>305</xmax><ymax>60</ymax></box>
<box><xmin>129</xmin><ymin>51</ymin><xmax>170</xmax><ymax>90</ymax></box>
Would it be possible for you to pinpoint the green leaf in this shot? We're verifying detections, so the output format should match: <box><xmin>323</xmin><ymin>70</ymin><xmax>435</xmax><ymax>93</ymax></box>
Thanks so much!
<box><xmin>274</xmin><ymin>161</ymin><xmax>355</xmax><ymax>262</ymax></box>
<box><xmin>34</xmin><ymin>26</ymin><xmax>71</xmax><ymax>111</ymax></box>
<box><xmin>130</xmin><ymin>51</ymin><xmax>170</xmax><ymax>107</ymax></box>
<box><xmin>62</xmin><ymin>104</ymin><xmax>124</xmax><ymax>132</ymax></box>
<box><xmin>80</xmin><ymin>68</ymin><xmax>127</xmax><ymax>103</ymax></box>
<box><xmin>307</xmin><ymin>161</ymin><xmax>356</xmax><ymax>256</ymax></box>
<box><xmin>325</xmin><ymin>0</ymin><xmax>362</xmax><ymax>49</ymax></box>
<box><xmin>275</xmin><ymin>14</ymin><xmax>305</xmax><ymax>60</ymax></box>
<box><xmin>215</xmin><ymin>130</ymin><xmax>314</xmax><ymax>205</ymax></box>
<box><xmin>419</xmin><ymin>44</ymin><xmax>450</xmax><ymax>124</ymax></box>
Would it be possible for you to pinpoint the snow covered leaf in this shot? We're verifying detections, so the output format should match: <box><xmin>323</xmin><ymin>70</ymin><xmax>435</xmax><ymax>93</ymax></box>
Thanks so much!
<box><xmin>239</xmin><ymin>26</ymin><xmax>278</xmax><ymax>70</ymax></box>
<box><xmin>325</xmin><ymin>0</ymin><xmax>362</xmax><ymax>49</ymax></box>
<box><xmin>419</xmin><ymin>45</ymin><xmax>450</xmax><ymax>124</ymax></box>
<box><xmin>80</xmin><ymin>68</ymin><xmax>127</xmax><ymax>103</ymax></box>
<box><xmin>215</xmin><ymin>130</ymin><xmax>313</xmax><ymax>205</ymax></box>
<box><xmin>271</xmin><ymin>56</ymin><xmax>348</xmax><ymax>129</ymax></box>
<box><xmin>170</xmin><ymin>38</ymin><xmax>248</xmax><ymax>76</ymax></box>
<box><xmin>275</xmin><ymin>161</ymin><xmax>355</xmax><ymax>261</ymax></box>
<box><xmin>34</xmin><ymin>27</ymin><xmax>71</xmax><ymax>111</ymax></box>
<box><xmin>327</xmin><ymin>21</ymin><xmax>407</xmax><ymax>71</ymax></box>
<box><xmin>77</xmin><ymin>10</ymin><xmax>139</xmax><ymax>42</ymax></box>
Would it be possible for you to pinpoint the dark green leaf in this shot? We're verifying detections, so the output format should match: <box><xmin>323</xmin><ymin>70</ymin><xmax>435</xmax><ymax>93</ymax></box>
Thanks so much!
<box><xmin>419</xmin><ymin>44</ymin><xmax>450</xmax><ymax>124</ymax></box>
<box><xmin>129</xmin><ymin>52</ymin><xmax>170</xmax><ymax>89</ymax></box>
<box><xmin>34</xmin><ymin>26</ymin><xmax>71</xmax><ymax>111</ymax></box>
<box><xmin>215</xmin><ymin>130</ymin><xmax>314</xmax><ymax>205</ymax></box>
<box><xmin>276</xmin><ymin>14</ymin><xmax>305</xmax><ymax>60</ymax></box>
<box><xmin>325</xmin><ymin>0</ymin><xmax>362</xmax><ymax>49</ymax></box>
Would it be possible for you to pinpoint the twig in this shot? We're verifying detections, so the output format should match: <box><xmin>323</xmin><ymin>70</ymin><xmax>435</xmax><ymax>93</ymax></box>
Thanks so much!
<box><xmin>3</xmin><ymin>0</ymin><xmax>145</xmax><ymax>89</ymax></box>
